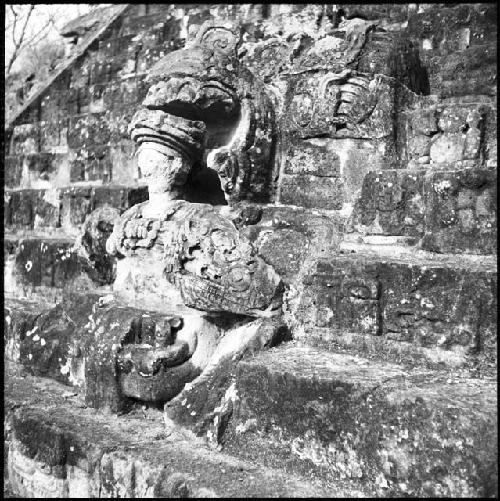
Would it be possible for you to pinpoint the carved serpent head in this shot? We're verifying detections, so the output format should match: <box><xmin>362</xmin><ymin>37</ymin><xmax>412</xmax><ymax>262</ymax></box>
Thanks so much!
<box><xmin>129</xmin><ymin>21</ymin><xmax>277</xmax><ymax>203</ymax></box>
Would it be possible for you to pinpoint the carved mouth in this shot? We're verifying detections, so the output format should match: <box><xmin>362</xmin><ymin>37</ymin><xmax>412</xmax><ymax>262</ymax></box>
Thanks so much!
<box><xmin>142</xmin><ymin>78</ymin><xmax>241</xmax><ymax>150</ymax></box>
<box><xmin>118</xmin><ymin>342</ymin><xmax>191</xmax><ymax>377</ymax></box>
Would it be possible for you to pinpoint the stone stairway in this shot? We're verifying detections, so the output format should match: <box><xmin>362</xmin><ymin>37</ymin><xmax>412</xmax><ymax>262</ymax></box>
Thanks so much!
<box><xmin>4</xmin><ymin>3</ymin><xmax>497</xmax><ymax>498</ymax></box>
<box><xmin>5</xmin><ymin>365</ymin><xmax>361</xmax><ymax>498</ymax></box>
<box><xmin>4</xmin><ymin>204</ymin><xmax>497</xmax><ymax>497</ymax></box>
<box><xmin>4</xmin><ymin>125</ymin><xmax>497</xmax><ymax>498</ymax></box>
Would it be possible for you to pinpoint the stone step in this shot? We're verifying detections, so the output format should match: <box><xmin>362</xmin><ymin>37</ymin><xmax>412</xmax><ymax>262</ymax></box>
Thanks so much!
<box><xmin>349</xmin><ymin>167</ymin><xmax>496</xmax><ymax>254</ymax></box>
<box><xmin>5</xmin><ymin>366</ymin><xmax>359</xmax><ymax>498</ymax></box>
<box><xmin>4</xmin><ymin>185</ymin><xmax>148</xmax><ymax>234</ymax></box>
<box><xmin>4</xmin><ymin>295</ymin><xmax>195</xmax><ymax>406</ymax></box>
<box><xmin>3</xmin><ymin>295</ymin><xmax>288</xmax><ymax>417</ymax></box>
<box><xmin>293</xmin><ymin>244</ymin><xmax>497</xmax><ymax>370</ymax></box>
<box><xmin>223</xmin><ymin>344</ymin><xmax>497</xmax><ymax>498</ymax></box>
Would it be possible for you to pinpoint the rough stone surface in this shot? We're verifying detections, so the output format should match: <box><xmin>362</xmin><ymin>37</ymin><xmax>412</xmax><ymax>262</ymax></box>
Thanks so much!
<box><xmin>226</xmin><ymin>345</ymin><xmax>497</xmax><ymax>498</ymax></box>
<box><xmin>5</xmin><ymin>368</ymin><xmax>355</xmax><ymax>498</ymax></box>
<box><xmin>293</xmin><ymin>248</ymin><xmax>497</xmax><ymax>368</ymax></box>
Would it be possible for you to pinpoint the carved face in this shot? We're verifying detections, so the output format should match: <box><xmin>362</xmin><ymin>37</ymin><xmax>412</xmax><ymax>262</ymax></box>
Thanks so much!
<box><xmin>137</xmin><ymin>144</ymin><xmax>191</xmax><ymax>194</ymax></box>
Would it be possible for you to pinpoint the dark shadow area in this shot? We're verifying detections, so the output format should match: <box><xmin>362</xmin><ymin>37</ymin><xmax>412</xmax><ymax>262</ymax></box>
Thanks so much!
<box><xmin>184</xmin><ymin>165</ymin><xmax>228</xmax><ymax>205</ymax></box>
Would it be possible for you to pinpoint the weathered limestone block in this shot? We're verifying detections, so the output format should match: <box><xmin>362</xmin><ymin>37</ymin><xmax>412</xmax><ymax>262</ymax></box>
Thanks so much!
<box><xmin>67</xmin><ymin>113</ymin><xmax>111</xmax><ymax>150</ymax></box>
<box><xmin>10</xmin><ymin>238</ymin><xmax>99</xmax><ymax>296</ymax></box>
<box><xmin>284</xmin><ymin>140</ymin><xmax>341</xmax><ymax>177</ymax></box>
<box><xmin>280</xmin><ymin>174</ymin><xmax>344</xmax><ymax>210</ymax></box>
<box><xmin>4</xmin><ymin>299</ymin><xmax>53</xmax><ymax>364</ymax></box>
<box><xmin>5</xmin><ymin>189</ymin><xmax>61</xmax><ymax>231</ymax></box>
<box><xmin>10</xmin><ymin>123</ymin><xmax>40</xmax><ymax>156</ymax></box>
<box><xmin>422</xmin><ymin>169</ymin><xmax>496</xmax><ymax>254</ymax></box>
<box><xmin>226</xmin><ymin>345</ymin><xmax>497</xmax><ymax>497</ymax></box>
<box><xmin>15</xmin><ymin>294</ymin><xmax>99</xmax><ymax>385</ymax></box>
<box><xmin>241</xmin><ymin>205</ymin><xmax>342</xmax><ymax>284</ymax></box>
<box><xmin>408</xmin><ymin>3</ymin><xmax>497</xmax><ymax>56</ymax></box>
<box><xmin>426</xmin><ymin>44</ymin><xmax>497</xmax><ymax>98</ymax></box>
<box><xmin>60</xmin><ymin>185</ymin><xmax>148</xmax><ymax>233</ymax></box>
<box><xmin>60</xmin><ymin>187</ymin><xmax>93</xmax><ymax>229</ymax></box>
<box><xmin>302</xmin><ymin>259</ymin><xmax>379</xmax><ymax>335</ymax></box>
<box><xmin>399</xmin><ymin>97</ymin><xmax>494</xmax><ymax>169</ymax></box>
<box><xmin>295</xmin><ymin>254</ymin><xmax>497</xmax><ymax>365</ymax></box>
<box><xmin>4</xmin><ymin>156</ymin><xmax>24</xmax><ymax>188</ymax></box>
<box><xmin>381</xmin><ymin>262</ymin><xmax>496</xmax><ymax>346</ymax></box>
<box><xmin>350</xmin><ymin>170</ymin><xmax>426</xmax><ymax>236</ymax></box>
<box><xmin>340</xmin><ymin>4</ymin><xmax>410</xmax><ymax>23</ymax></box>
<box><xmin>5</xmin><ymin>373</ymin><xmax>334</xmax><ymax>498</ymax></box>
<box><xmin>284</xmin><ymin>72</ymin><xmax>396</xmax><ymax>141</ymax></box>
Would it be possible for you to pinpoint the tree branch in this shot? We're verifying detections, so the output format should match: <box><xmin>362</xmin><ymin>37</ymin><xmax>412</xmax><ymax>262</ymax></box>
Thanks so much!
<box><xmin>6</xmin><ymin>5</ymin><xmax>43</xmax><ymax>75</ymax></box>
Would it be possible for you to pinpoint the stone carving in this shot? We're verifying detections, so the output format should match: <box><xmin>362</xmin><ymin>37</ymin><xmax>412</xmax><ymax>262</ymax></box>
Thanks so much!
<box><xmin>107</xmin><ymin>199</ymin><xmax>283</xmax><ymax>317</ymax></box>
<box><xmin>100</xmin><ymin>21</ymin><xmax>284</xmax><ymax>404</ymax></box>
<box><xmin>107</xmin><ymin>20</ymin><xmax>283</xmax><ymax>319</ymax></box>
<box><xmin>129</xmin><ymin>20</ymin><xmax>278</xmax><ymax>204</ymax></box>
<box><xmin>117</xmin><ymin>314</ymin><xmax>199</xmax><ymax>402</ymax></box>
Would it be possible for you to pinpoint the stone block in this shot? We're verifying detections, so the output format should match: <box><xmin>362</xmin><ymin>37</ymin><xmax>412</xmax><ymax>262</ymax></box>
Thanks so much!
<box><xmin>350</xmin><ymin>170</ymin><xmax>426</xmax><ymax>236</ymax></box>
<box><xmin>380</xmin><ymin>262</ymin><xmax>497</xmax><ymax>354</ymax></box>
<box><xmin>4</xmin><ymin>299</ymin><xmax>52</xmax><ymax>363</ymax></box>
<box><xmin>241</xmin><ymin>205</ymin><xmax>341</xmax><ymax>284</ymax></box>
<box><xmin>4</xmin><ymin>156</ymin><xmax>23</xmax><ymax>188</ymax></box>
<box><xmin>285</xmin><ymin>72</ymin><xmax>395</xmax><ymax>141</ymax></box>
<box><xmin>5</xmin><ymin>189</ymin><xmax>61</xmax><ymax>231</ymax></box>
<box><xmin>4</xmin><ymin>190</ymin><xmax>33</xmax><ymax>230</ymax></box>
<box><xmin>14</xmin><ymin>238</ymin><xmax>80</xmax><ymax>289</ymax></box>
<box><xmin>279</xmin><ymin>174</ymin><xmax>344</xmax><ymax>209</ymax></box>
<box><xmin>403</xmin><ymin>107</ymin><xmax>438</xmax><ymax>136</ymax></box>
<box><xmin>60</xmin><ymin>187</ymin><xmax>93</xmax><ymax>229</ymax></box>
<box><xmin>84</xmin><ymin>148</ymin><xmax>112</xmax><ymax>183</ymax></box>
<box><xmin>13</xmin><ymin>294</ymin><xmax>98</xmax><ymax>384</ymax></box>
<box><xmin>89</xmin><ymin>61</ymin><xmax>113</xmax><ymax>85</ymax></box>
<box><xmin>303</xmin><ymin>259</ymin><xmax>380</xmax><ymax>334</ymax></box>
<box><xmin>5</xmin><ymin>372</ymin><xmax>334</xmax><ymax>498</ymax></box>
<box><xmin>10</xmin><ymin>123</ymin><xmax>40</xmax><ymax>156</ymax></box>
<box><xmin>227</xmin><ymin>345</ymin><xmax>497</xmax><ymax>497</ymax></box>
<box><xmin>297</xmin><ymin>253</ymin><xmax>497</xmax><ymax>364</ymax></box>
<box><xmin>426</xmin><ymin>45</ymin><xmax>497</xmax><ymax>98</ymax></box>
<box><xmin>422</xmin><ymin>169</ymin><xmax>496</xmax><ymax>254</ymax></box>
<box><xmin>25</xmin><ymin>153</ymin><xmax>57</xmax><ymax>178</ymax></box>
<box><xmin>38</xmin><ymin>118</ymin><xmax>63</xmax><ymax>150</ymax></box>
<box><xmin>429</xmin><ymin>133</ymin><xmax>467</xmax><ymax>164</ymax></box>
<box><xmin>408</xmin><ymin>4</ymin><xmax>497</xmax><ymax>56</ymax></box>
<box><xmin>284</xmin><ymin>140</ymin><xmax>340</xmax><ymax>177</ymax></box>
<box><xmin>67</xmin><ymin>113</ymin><xmax>111</xmax><ymax>150</ymax></box>
<box><xmin>69</xmin><ymin>158</ymin><xmax>85</xmax><ymax>182</ymax></box>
